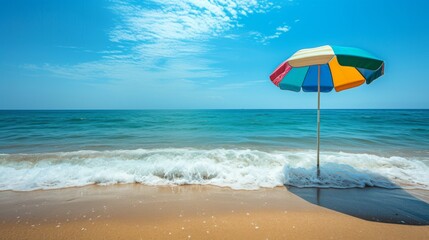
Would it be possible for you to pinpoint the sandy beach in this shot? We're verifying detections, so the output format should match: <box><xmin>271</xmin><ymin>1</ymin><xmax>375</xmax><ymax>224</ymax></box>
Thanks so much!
<box><xmin>0</xmin><ymin>185</ymin><xmax>428</xmax><ymax>240</ymax></box>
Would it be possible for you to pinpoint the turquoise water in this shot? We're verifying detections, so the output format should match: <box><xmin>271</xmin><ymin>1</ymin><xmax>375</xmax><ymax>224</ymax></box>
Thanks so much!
<box><xmin>0</xmin><ymin>110</ymin><xmax>428</xmax><ymax>190</ymax></box>
<box><xmin>1</xmin><ymin>110</ymin><xmax>428</xmax><ymax>156</ymax></box>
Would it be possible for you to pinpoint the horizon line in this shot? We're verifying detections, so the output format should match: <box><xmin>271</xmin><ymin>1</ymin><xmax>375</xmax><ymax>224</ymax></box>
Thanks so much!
<box><xmin>0</xmin><ymin>108</ymin><xmax>428</xmax><ymax>111</ymax></box>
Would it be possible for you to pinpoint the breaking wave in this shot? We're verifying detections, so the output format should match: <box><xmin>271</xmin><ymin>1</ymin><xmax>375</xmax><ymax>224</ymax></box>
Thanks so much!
<box><xmin>0</xmin><ymin>148</ymin><xmax>428</xmax><ymax>191</ymax></box>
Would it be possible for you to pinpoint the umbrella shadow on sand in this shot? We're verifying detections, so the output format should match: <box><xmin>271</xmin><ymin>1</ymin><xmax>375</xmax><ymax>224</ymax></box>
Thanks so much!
<box><xmin>284</xmin><ymin>163</ymin><xmax>429</xmax><ymax>225</ymax></box>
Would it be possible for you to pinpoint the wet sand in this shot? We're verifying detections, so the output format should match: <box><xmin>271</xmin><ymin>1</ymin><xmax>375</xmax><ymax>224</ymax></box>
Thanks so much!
<box><xmin>0</xmin><ymin>185</ymin><xmax>428</xmax><ymax>240</ymax></box>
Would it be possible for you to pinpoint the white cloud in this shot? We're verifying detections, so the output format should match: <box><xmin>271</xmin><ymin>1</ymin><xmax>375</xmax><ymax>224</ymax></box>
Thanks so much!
<box><xmin>250</xmin><ymin>24</ymin><xmax>290</xmax><ymax>44</ymax></box>
<box><xmin>109</xmin><ymin>0</ymin><xmax>274</xmax><ymax>57</ymax></box>
<box><xmin>31</xmin><ymin>0</ymin><xmax>278</xmax><ymax>82</ymax></box>
<box><xmin>276</xmin><ymin>25</ymin><xmax>290</xmax><ymax>33</ymax></box>
<box><xmin>27</xmin><ymin>0</ymin><xmax>281</xmax><ymax>90</ymax></box>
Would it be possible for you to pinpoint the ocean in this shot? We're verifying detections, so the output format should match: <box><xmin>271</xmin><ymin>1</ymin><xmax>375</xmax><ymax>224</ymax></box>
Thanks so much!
<box><xmin>0</xmin><ymin>109</ymin><xmax>428</xmax><ymax>191</ymax></box>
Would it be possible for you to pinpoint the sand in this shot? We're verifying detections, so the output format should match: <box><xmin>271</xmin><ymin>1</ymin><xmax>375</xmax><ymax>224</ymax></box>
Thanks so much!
<box><xmin>0</xmin><ymin>185</ymin><xmax>428</xmax><ymax>240</ymax></box>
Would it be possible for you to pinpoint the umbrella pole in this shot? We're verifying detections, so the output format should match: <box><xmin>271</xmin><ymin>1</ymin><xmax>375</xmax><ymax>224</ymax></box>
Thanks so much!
<box><xmin>317</xmin><ymin>64</ymin><xmax>321</xmax><ymax>178</ymax></box>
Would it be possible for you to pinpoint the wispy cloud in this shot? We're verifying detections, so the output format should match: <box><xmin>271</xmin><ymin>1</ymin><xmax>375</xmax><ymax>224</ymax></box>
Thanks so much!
<box><xmin>250</xmin><ymin>24</ymin><xmax>290</xmax><ymax>44</ymax></box>
<box><xmin>26</xmin><ymin>0</ymin><xmax>281</xmax><ymax>89</ymax></box>
<box><xmin>109</xmin><ymin>0</ymin><xmax>275</xmax><ymax>58</ymax></box>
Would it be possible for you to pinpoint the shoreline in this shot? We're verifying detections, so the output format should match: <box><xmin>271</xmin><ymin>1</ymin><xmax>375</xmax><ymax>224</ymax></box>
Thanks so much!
<box><xmin>0</xmin><ymin>185</ymin><xmax>428</xmax><ymax>240</ymax></box>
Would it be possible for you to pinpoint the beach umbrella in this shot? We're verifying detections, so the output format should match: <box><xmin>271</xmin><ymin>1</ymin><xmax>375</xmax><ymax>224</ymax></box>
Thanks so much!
<box><xmin>269</xmin><ymin>45</ymin><xmax>384</xmax><ymax>177</ymax></box>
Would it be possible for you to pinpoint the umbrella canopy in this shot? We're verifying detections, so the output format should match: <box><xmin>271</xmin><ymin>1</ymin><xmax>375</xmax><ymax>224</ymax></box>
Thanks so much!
<box><xmin>270</xmin><ymin>45</ymin><xmax>384</xmax><ymax>93</ymax></box>
<box><xmin>269</xmin><ymin>45</ymin><xmax>384</xmax><ymax>177</ymax></box>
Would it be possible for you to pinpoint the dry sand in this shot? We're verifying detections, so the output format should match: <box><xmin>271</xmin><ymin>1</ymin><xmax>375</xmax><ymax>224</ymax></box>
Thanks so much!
<box><xmin>0</xmin><ymin>185</ymin><xmax>428</xmax><ymax>240</ymax></box>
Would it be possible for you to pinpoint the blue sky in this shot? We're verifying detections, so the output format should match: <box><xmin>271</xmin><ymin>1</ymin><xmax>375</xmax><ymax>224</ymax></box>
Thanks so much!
<box><xmin>1</xmin><ymin>0</ymin><xmax>428</xmax><ymax>109</ymax></box>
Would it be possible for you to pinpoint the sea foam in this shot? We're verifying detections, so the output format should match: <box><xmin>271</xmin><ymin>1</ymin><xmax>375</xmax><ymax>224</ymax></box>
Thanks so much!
<box><xmin>0</xmin><ymin>148</ymin><xmax>428</xmax><ymax>191</ymax></box>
